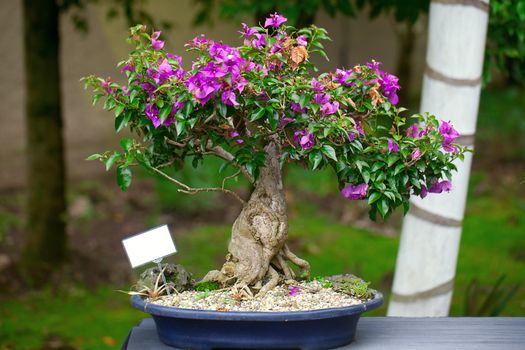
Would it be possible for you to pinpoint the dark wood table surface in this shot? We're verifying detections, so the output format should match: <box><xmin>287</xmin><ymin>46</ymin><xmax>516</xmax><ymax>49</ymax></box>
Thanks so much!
<box><xmin>123</xmin><ymin>317</ymin><xmax>525</xmax><ymax>349</ymax></box>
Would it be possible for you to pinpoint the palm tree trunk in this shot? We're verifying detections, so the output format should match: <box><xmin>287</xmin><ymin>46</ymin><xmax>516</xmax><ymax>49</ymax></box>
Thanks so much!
<box><xmin>21</xmin><ymin>0</ymin><xmax>67</xmax><ymax>279</ymax></box>
<box><xmin>388</xmin><ymin>0</ymin><xmax>490</xmax><ymax>316</ymax></box>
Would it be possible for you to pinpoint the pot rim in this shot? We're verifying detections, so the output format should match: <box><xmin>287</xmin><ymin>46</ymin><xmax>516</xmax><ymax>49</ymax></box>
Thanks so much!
<box><xmin>131</xmin><ymin>291</ymin><xmax>383</xmax><ymax>321</ymax></box>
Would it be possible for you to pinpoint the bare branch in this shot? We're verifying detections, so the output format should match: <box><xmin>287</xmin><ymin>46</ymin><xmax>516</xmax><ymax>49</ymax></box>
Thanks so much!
<box><xmin>150</xmin><ymin>166</ymin><xmax>246</xmax><ymax>205</ymax></box>
<box><xmin>165</xmin><ymin>137</ymin><xmax>187</xmax><ymax>148</ymax></box>
<box><xmin>222</xmin><ymin>169</ymin><xmax>241</xmax><ymax>189</ymax></box>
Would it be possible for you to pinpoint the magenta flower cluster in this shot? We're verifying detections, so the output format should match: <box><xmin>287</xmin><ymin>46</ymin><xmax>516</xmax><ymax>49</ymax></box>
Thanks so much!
<box><xmin>420</xmin><ymin>180</ymin><xmax>452</xmax><ymax>198</ymax></box>
<box><xmin>340</xmin><ymin>183</ymin><xmax>369</xmax><ymax>200</ymax></box>
<box><xmin>367</xmin><ymin>61</ymin><xmax>400</xmax><ymax>105</ymax></box>
<box><xmin>288</xmin><ymin>286</ymin><xmax>301</xmax><ymax>296</ymax></box>
<box><xmin>186</xmin><ymin>41</ymin><xmax>250</xmax><ymax>106</ymax></box>
<box><xmin>294</xmin><ymin>130</ymin><xmax>315</xmax><ymax>150</ymax></box>
<box><xmin>439</xmin><ymin>121</ymin><xmax>460</xmax><ymax>153</ymax></box>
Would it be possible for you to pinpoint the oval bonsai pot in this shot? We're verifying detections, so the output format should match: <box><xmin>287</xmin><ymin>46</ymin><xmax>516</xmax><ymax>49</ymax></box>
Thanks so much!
<box><xmin>131</xmin><ymin>292</ymin><xmax>383</xmax><ymax>350</ymax></box>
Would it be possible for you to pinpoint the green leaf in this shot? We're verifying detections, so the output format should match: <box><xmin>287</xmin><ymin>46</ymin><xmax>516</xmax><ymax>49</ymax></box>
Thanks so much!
<box><xmin>367</xmin><ymin>192</ymin><xmax>381</xmax><ymax>205</ymax></box>
<box><xmin>159</xmin><ymin>104</ymin><xmax>171</xmax><ymax>123</ymax></box>
<box><xmin>105</xmin><ymin>153</ymin><xmax>119</xmax><ymax>171</ymax></box>
<box><xmin>129</xmin><ymin>89</ymin><xmax>138</xmax><ymax>103</ymax></box>
<box><xmin>371</xmin><ymin>162</ymin><xmax>384</xmax><ymax>172</ymax></box>
<box><xmin>299</xmin><ymin>94</ymin><xmax>308</xmax><ymax>109</ymax></box>
<box><xmin>250</xmin><ymin>107</ymin><xmax>266</xmax><ymax>122</ymax></box>
<box><xmin>378</xmin><ymin>198</ymin><xmax>389</xmax><ymax>218</ymax></box>
<box><xmin>362</xmin><ymin>170</ymin><xmax>370</xmax><ymax>183</ymax></box>
<box><xmin>375</xmin><ymin>172</ymin><xmax>386</xmax><ymax>183</ymax></box>
<box><xmin>384</xmin><ymin>191</ymin><xmax>395</xmax><ymax>201</ymax></box>
<box><xmin>387</xmin><ymin>154</ymin><xmax>399</xmax><ymax>167</ymax></box>
<box><xmin>355</xmin><ymin>160</ymin><xmax>368</xmax><ymax>172</ymax></box>
<box><xmin>217</xmin><ymin>103</ymin><xmax>228</xmax><ymax>118</ymax></box>
<box><xmin>115</xmin><ymin>110</ymin><xmax>132</xmax><ymax>133</ymax></box>
<box><xmin>114</xmin><ymin>104</ymin><xmax>125</xmax><ymax>117</ymax></box>
<box><xmin>322</xmin><ymin>145</ymin><xmax>337</xmax><ymax>161</ymax></box>
<box><xmin>116</xmin><ymin>166</ymin><xmax>132</xmax><ymax>191</ymax></box>
<box><xmin>268</xmin><ymin>110</ymin><xmax>279</xmax><ymax>130</ymax></box>
<box><xmin>403</xmin><ymin>201</ymin><xmax>410</xmax><ymax>215</ymax></box>
<box><xmin>394</xmin><ymin>163</ymin><xmax>406</xmax><ymax>175</ymax></box>
<box><xmin>86</xmin><ymin>153</ymin><xmax>101</xmax><ymax>161</ymax></box>
<box><xmin>92</xmin><ymin>93</ymin><xmax>104</xmax><ymax>106</ymax></box>
<box><xmin>120</xmin><ymin>138</ymin><xmax>133</xmax><ymax>151</ymax></box>
<box><xmin>310</xmin><ymin>151</ymin><xmax>323</xmax><ymax>170</ymax></box>
<box><xmin>175</xmin><ymin>120</ymin><xmax>186</xmax><ymax>136</ymax></box>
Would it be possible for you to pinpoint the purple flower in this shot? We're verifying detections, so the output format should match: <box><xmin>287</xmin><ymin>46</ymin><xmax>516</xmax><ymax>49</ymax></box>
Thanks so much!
<box><xmin>314</xmin><ymin>93</ymin><xmax>330</xmax><ymax>105</ymax></box>
<box><xmin>291</xmin><ymin>102</ymin><xmax>307</xmax><ymax>113</ymax></box>
<box><xmin>321</xmin><ymin>101</ymin><xmax>339</xmax><ymax>116</ymax></box>
<box><xmin>251</xmin><ymin>33</ymin><xmax>266</xmax><ymax>49</ymax></box>
<box><xmin>428</xmin><ymin>180</ymin><xmax>452</xmax><ymax>194</ymax></box>
<box><xmin>227</xmin><ymin>130</ymin><xmax>244</xmax><ymax>144</ymax></box>
<box><xmin>387</xmin><ymin>139</ymin><xmax>399</xmax><ymax>152</ymax></box>
<box><xmin>296</xmin><ymin>35</ymin><xmax>307</xmax><ymax>46</ymax></box>
<box><xmin>293</xmin><ymin>130</ymin><xmax>315</xmax><ymax>150</ymax></box>
<box><xmin>167</xmin><ymin>53</ymin><xmax>183</xmax><ymax>66</ymax></box>
<box><xmin>289</xmin><ymin>286</ymin><xmax>301</xmax><ymax>296</ymax></box>
<box><xmin>367</xmin><ymin>60</ymin><xmax>382</xmax><ymax>71</ymax></box>
<box><xmin>186</xmin><ymin>34</ymin><xmax>209</xmax><ymax>48</ymax></box>
<box><xmin>228</xmin><ymin>131</ymin><xmax>240</xmax><ymax>138</ymax></box>
<box><xmin>439</xmin><ymin>120</ymin><xmax>460</xmax><ymax>153</ymax></box>
<box><xmin>341</xmin><ymin>183</ymin><xmax>369</xmax><ymax>200</ymax></box>
<box><xmin>186</xmin><ymin>73</ymin><xmax>220</xmax><ymax>105</ymax></box>
<box><xmin>141</xmin><ymin>82</ymin><xmax>155</xmax><ymax>94</ymax></box>
<box><xmin>405</xmin><ymin>123</ymin><xmax>424</xmax><ymax>138</ymax></box>
<box><xmin>145</xmin><ymin>103</ymin><xmax>161</xmax><ymax>128</ymax></box>
<box><xmin>240</xmin><ymin>23</ymin><xmax>257</xmax><ymax>37</ymax></box>
<box><xmin>378</xmin><ymin>72</ymin><xmax>400</xmax><ymax>105</ymax></box>
<box><xmin>334</xmin><ymin>68</ymin><xmax>352</xmax><ymax>86</ymax></box>
<box><xmin>310</xmin><ymin>78</ymin><xmax>325</xmax><ymax>92</ymax></box>
<box><xmin>264</xmin><ymin>13</ymin><xmax>287</xmax><ymax>28</ymax></box>
<box><xmin>355</xmin><ymin>121</ymin><xmax>365</xmax><ymax>137</ymax></box>
<box><xmin>151</xmin><ymin>31</ymin><xmax>165</xmax><ymax>50</ymax></box>
<box><xmin>442</xmin><ymin>143</ymin><xmax>458</xmax><ymax>153</ymax></box>
<box><xmin>200</xmin><ymin>62</ymin><xmax>228</xmax><ymax>79</ymax></box>
<box><xmin>101</xmin><ymin>79</ymin><xmax>113</xmax><ymax>94</ymax></box>
<box><xmin>279</xmin><ymin>116</ymin><xmax>295</xmax><ymax>127</ymax></box>
<box><xmin>221</xmin><ymin>90</ymin><xmax>239</xmax><ymax>106</ymax></box>
<box><xmin>347</xmin><ymin>132</ymin><xmax>356</xmax><ymax>142</ymax></box>
<box><xmin>120</xmin><ymin>61</ymin><xmax>134</xmax><ymax>74</ymax></box>
<box><xmin>411</xmin><ymin>148</ymin><xmax>422</xmax><ymax>161</ymax></box>
<box><xmin>270</xmin><ymin>42</ymin><xmax>283</xmax><ymax>54</ymax></box>
<box><xmin>420</xmin><ymin>186</ymin><xmax>428</xmax><ymax>199</ymax></box>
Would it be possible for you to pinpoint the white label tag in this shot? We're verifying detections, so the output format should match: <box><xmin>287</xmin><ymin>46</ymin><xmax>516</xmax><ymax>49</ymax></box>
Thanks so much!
<box><xmin>122</xmin><ymin>225</ymin><xmax>177</xmax><ymax>268</ymax></box>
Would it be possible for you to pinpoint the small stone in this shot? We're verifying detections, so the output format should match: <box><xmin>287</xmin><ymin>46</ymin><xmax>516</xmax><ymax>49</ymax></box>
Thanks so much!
<box><xmin>149</xmin><ymin>280</ymin><xmax>368</xmax><ymax>312</ymax></box>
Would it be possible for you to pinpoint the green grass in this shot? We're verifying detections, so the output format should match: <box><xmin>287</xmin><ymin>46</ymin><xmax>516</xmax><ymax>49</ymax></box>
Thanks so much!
<box><xmin>0</xmin><ymin>287</ymin><xmax>143</xmax><ymax>350</ymax></box>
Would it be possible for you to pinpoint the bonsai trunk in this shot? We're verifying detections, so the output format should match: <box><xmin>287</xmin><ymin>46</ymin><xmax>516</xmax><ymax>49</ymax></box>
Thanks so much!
<box><xmin>204</xmin><ymin>140</ymin><xmax>310</xmax><ymax>295</ymax></box>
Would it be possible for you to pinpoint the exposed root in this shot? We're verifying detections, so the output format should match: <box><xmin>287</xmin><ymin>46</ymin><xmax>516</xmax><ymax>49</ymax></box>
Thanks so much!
<box><xmin>274</xmin><ymin>252</ymin><xmax>295</xmax><ymax>280</ymax></box>
<box><xmin>257</xmin><ymin>265</ymin><xmax>279</xmax><ymax>296</ymax></box>
<box><xmin>283</xmin><ymin>244</ymin><xmax>311</xmax><ymax>278</ymax></box>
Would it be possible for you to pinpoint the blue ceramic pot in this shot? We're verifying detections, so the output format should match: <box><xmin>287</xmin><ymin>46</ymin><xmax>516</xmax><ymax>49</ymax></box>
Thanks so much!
<box><xmin>131</xmin><ymin>292</ymin><xmax>383</xmax><ymax>350</ymax></box>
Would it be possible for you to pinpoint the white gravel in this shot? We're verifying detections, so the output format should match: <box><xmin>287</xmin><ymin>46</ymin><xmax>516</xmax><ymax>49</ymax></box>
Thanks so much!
<box><xmin>149</xmin><ymin>280</ymin><xmax>364</xmax><ymax>312</ymax></box>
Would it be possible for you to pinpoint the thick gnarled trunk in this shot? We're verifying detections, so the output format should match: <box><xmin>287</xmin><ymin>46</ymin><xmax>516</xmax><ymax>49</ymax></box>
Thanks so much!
<box><xmin>204</xmin><ymin>141</ymin><xmax>309</xmax><ymax>295</ymax></box>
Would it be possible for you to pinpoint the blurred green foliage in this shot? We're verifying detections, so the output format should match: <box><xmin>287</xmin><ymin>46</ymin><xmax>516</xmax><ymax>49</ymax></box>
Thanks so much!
<box><xmin>484</xmin><ymin>0</ymin><xmax>525</xmax><ymax>86</ymax></box>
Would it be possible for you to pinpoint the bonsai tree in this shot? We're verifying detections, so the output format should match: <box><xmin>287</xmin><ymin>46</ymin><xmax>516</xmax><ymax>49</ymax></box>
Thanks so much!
<box><xmin>83</xmin><ymin>13</ymin><xmax>465</xmax><ymax>296</ymax></box>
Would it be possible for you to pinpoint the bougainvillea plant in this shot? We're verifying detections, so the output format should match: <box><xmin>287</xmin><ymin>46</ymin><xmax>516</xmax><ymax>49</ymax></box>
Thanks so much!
<box><xmin>83</xmin><ymin>13</ymin><xmax>465</xmax><ymax>295</ymax></box>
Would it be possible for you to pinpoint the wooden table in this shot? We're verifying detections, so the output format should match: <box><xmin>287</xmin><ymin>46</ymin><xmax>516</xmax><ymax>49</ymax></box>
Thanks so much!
<box><xmin>122</xmin><ymin>317</ymin><xmax>525</xmax><ymax>349</ymax></box>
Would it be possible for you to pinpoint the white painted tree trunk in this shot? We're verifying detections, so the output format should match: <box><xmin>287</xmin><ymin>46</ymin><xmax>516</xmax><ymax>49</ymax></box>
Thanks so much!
<box><xmin>388</xmin><ymin>0</ymin><xmax>490</xmax><ymax>317</ymax></box>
